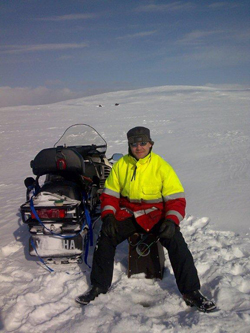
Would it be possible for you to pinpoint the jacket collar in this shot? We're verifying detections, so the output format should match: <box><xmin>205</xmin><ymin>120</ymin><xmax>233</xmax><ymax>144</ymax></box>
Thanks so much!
<box><xmin>128</xmin><ymin>151</ymin><xmax>152</xmax><ymax>165</ymax></box>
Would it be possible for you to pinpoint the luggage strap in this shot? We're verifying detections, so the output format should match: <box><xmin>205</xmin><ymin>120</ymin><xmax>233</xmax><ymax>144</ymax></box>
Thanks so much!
<box><xmin>29</xmin><ymin>195</ymin><xmax>93</xmax><ymax>268</ymax></box>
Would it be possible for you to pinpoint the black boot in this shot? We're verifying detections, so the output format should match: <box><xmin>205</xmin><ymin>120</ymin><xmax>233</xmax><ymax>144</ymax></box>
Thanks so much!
<box><xmin>183</xmin><ymin>290</ymin><xmax>216</xmax><ymax>313</ymax></box>
<box><xmin>75</xmin><ymin>285</ymin><xmax>108</xmax><ymax>305</ymax></box>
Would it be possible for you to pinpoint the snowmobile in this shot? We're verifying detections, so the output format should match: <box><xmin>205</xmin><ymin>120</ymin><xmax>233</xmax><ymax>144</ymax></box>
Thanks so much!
<box><xmin>20</xmin><ymin>124</ymin><xmax>120</xmax><ymax>265</ymax></box>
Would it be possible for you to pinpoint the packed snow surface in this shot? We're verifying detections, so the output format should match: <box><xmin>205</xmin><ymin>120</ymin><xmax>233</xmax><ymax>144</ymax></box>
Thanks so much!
<box><xmin>0</xmin><ymin>85</ymin><xmax>250</xmax><ymax>332</ymax></box>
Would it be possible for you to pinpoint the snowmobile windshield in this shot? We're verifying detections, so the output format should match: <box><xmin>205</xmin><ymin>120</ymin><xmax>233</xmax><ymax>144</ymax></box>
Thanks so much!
<box><xmin>54</xmin><ymin>124</ymin><xmax>107</xmax><ymax>154</ymax></box>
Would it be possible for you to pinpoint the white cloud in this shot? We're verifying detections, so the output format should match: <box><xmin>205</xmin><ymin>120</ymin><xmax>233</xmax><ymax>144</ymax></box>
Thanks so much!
<box><xmin>0</xmin><ymin>43</ymin><xmax>88</xmax><ymax>54</ymax></box>
<box><xmin>36</xmin><ymin>13</ymin><xmax>98</xmax><ymax>21</ymax></box>
<box><xmin>0</xmin><ymin>86</ymin><xmax>82</xmax><ymax>108</ymax></box>
<box><xmin>176</xmin><ymin>30</ymin><xmax>225</xmax><ymax>45</ymax></box>
<box><xmin>135</xmin><ymin>2</ymin><xmax>194</xmax><ymax>12</ymax></box>
<box><xmin>117</xmin><ymin>30</ymin><xmax>157</xmax><ymax>40</ymax></box>
<box><xmin>160</xmin><ymin>43</ymin><xmax>249</xmax><ymax>72</ymax></box>
<box><xmin>208</xmin><ymin>2</ymin><xmax>239</xmax><ymax>9</ymax></box>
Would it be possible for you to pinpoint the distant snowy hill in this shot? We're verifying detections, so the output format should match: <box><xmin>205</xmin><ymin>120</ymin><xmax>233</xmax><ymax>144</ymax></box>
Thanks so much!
<box><xmin>0</xmin><ymin>85</ymin><xmax>249</xmax><ymax>332</ymax></box>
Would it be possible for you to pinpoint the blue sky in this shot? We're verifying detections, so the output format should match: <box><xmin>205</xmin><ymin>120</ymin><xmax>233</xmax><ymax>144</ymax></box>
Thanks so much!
<box><xmin>0</xmin><ymin>0</ymin><xmax>249</xmax><ymax>107</ymax></box>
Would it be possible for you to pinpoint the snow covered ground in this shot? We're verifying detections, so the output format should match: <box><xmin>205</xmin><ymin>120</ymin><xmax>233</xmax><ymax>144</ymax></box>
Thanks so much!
<box><xmin>0</xmin><ymin>85</ymin><xmax>249</xmax><ymax>332</ymax></box>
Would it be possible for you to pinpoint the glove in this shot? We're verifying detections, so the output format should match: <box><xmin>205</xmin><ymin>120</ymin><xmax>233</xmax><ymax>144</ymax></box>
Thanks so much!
<box><xmin>159</xmin><ymin>219</ymin><xmax>176</xmax><ymax>239</ymax></box>
<box><xmin>102</xmin><ymin>214</ymin><xmax>118</xmax><ymax>238</ymax></box>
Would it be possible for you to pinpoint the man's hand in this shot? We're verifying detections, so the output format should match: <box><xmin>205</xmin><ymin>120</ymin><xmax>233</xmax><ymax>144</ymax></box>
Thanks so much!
<box><xmin>102</xmin><ymin>214</ymin><xmax>118</xmax><ymax>238</ymax></box>
<box><xmin>159</xmin><ymin>219</ymin><xmax>176</xmax><ymax>239</ymax></box>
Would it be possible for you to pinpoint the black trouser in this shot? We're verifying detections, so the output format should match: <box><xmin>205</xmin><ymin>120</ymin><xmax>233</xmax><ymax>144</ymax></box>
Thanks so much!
<box><xmin>90</xmin><ymin>217</ymin><xmax>200</xmax><ymax>294</ymax></box>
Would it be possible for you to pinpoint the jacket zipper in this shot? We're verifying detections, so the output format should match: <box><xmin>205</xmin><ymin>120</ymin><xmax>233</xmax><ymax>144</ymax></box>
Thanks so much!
<box><xmin>131</xmin><ymin>166</ymin><xmax>137</xmax><ymax>181</ymax></box>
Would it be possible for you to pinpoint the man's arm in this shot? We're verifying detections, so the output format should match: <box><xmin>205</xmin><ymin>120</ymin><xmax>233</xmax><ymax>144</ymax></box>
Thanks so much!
<box><xmin>100</xmin><ymin>165</ymin><xmax>121</xmax><ymax>219</ymax></box>
<box><xmin>164</xmin><ymin>195</ymin><xmax>186</xmax><ymax>225</ymax></box>
<box><xmin>161</xmin><ymin>162</ymin><xmax>186</xmax><ymax>225</ymax></box>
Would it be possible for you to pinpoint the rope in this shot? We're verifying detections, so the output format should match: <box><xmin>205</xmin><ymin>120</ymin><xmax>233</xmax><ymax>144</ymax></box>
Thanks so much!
<box><xmin>30</xmin><ymin>196</ymin><xmax>85</xmax><ymax>239</ymax></box>
<box><xmin>29</xmin><ymin>193</ymin><xmax>94</xmax><ymax>269</ymax></box>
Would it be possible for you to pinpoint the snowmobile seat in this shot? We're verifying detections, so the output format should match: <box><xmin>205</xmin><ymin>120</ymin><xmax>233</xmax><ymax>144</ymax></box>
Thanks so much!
<box><xmin>40</xmin><ymin>180</ymin><xmax>83</xmax><ymax>201</ymax></box>
<box><xmin>128</xmin><ymin>233</ymin><xmax>165</xmax><ymax>280</ymax></box>
<box><xmin>31</xmin><ymin>147</ymin><xmax>85</xmax><ymax>177</ymax></box>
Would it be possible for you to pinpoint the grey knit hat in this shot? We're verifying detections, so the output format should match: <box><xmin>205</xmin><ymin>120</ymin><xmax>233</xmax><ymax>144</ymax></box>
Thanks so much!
<box><xmin>127</xmin><ymin>126</ymin><xmax>154</xmax><ymax>144</ymax></box>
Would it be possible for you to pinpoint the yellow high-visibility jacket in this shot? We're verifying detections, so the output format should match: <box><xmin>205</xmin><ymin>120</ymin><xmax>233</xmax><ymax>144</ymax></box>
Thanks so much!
<box><xmin>101</xmin><ymin>151</ymin><xmax>186</xmax><ymax>231</ymax></box>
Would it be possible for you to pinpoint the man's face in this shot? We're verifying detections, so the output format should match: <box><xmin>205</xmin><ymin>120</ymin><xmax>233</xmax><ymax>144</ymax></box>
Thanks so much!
<box><xmin>130</xmin><ymin>141</ymin><xmax>152</xmax><ymax>159</ymax></box>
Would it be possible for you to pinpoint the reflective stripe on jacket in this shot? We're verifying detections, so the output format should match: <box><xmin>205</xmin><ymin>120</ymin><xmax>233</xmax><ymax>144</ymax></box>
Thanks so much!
<box><xmin>101</xmin><ymin>151</ymin><xmax>186</xmax><ymax>231</ymax></box>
